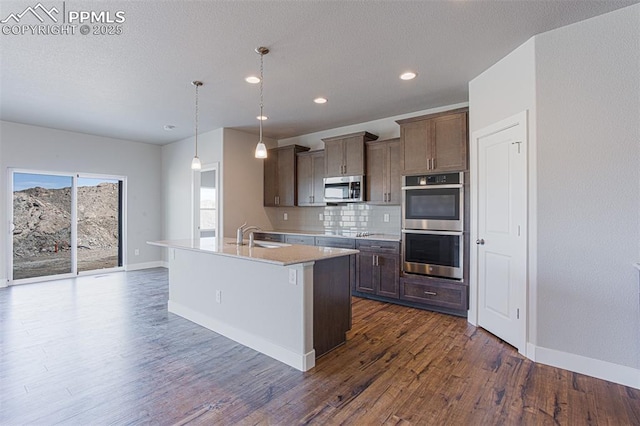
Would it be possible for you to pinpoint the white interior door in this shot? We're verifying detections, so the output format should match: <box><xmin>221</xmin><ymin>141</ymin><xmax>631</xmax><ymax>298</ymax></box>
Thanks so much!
<box><xmin>193</xmin><ymin>164</ymin><xmax>219</xmax><ymax>239</ymax></box>
<box><xmin>476</xmin><ymin>114</ymin><xmax>527</xmax><ymax>351</ymax></box>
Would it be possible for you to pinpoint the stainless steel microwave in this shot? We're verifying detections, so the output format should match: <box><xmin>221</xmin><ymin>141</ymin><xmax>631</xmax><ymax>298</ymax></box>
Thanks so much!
<box><xmin>324</xmin><ymin>175</ymin><xmax>364</xmax><ymax>203</ymax></box>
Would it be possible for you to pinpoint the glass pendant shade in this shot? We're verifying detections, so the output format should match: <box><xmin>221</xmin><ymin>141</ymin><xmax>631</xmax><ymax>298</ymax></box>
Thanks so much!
<box><xmin>255</xmin><ymin>142</ymin><xmax>267</xmax><ymax>158</ymax></box>
<box><xmin>191</xmin><ymin>156</ymin><xmax>202</xmax><ymax>170</ymax></box>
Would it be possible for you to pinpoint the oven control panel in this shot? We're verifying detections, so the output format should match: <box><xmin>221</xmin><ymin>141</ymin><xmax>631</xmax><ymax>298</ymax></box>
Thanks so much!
<box><xmin>404</xmin><ymin>172</ymin><xmax>462</xmax><ymax>187</ymax></box>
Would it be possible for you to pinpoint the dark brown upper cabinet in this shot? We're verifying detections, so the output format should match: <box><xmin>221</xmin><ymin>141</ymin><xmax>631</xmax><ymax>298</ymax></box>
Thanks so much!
<box><xmin>263</xmin><ymin>145</ymin><xmax>309</xmax><ymax>207</ymax></box>
<box><xmin>297</xmin><ymin>150</ymin><xmax>326</xmax><ymax>206</ymax></box>
<box><xmin>396</xmin><ymin>108</ymin><xmax>468</xmax><ymax>175</ymax></box>
<box><xmin>366</xmin><ymin>138</ymin><xmax>401</xmax><ymax>204</ymax></box>
<box><xmin>322</xmin><ymin>131</ymin><xmax>378</xmax><ymax>178</ymax></box>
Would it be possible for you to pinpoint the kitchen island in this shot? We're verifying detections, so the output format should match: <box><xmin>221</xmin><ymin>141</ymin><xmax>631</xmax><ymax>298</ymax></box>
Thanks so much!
<box><xmin>148</xmin><ymin>238</ymin><xmax>358</xmax><ymax>371</ymax></box>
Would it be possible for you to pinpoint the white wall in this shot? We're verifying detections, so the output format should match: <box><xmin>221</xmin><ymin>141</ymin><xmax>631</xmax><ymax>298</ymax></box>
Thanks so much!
<box><xmin>469</xmin><ymin>4</ymin><xmax>640</xmax><ymax>386</ymax></box>
<box><xmin>279</xmin><ymin>102</ymin><xmax>468</xmax><ymax>149</ymax></box>
<box><xmin>161</xmin><ymin>128</ymin><xmax>275</xmax><ymax>244</ymax></box>
<box><xmin>0</xmin><ymin>120</ymin><xmax>163</xmax><ymax>280</ymax></box>
<box><xmin>161</xmin><ymin>128</ymin><xmax>223</xmax><ymax>243</ymax></box>
<box><xmin>534</xmin><ymin>4</ymin><xmax>640</xmax><ymax>370</ymax></box>
<box><xmin>221</xmin><ymin>128</ymin><xmax>275</xmax><ymax>238</ymax></box>
<box><xmin>468</xmin><ymin>37</ymin><xmax>537</xmax><ymax>342</ymax></box>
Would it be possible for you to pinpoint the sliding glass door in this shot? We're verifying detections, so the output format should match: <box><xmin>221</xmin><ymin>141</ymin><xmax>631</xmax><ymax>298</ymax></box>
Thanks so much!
<box><xmin>10</xmin><ymin>170</ymin><xmax>124</xmax><ymax>283</ymax></box>
<box><xmin>76</xmin><ymin>177</ymin><xmax>123</xmax><ymax>273</ymax></box>
<box><xmin>12</xmin><ymin>172</ymin><xmax>74</xmax><ymax>280</ymax></box>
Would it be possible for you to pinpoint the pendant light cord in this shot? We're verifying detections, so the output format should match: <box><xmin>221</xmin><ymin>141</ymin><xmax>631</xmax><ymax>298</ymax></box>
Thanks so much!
<box><xmin>259</xmin><ymin>52</ymin><xmax>264</xmax><ymax>143</ymax></box>
<box><xmin>195</xmin><ymin>83</ymin><xmax>200</xmax><ymax>156</ymax></box>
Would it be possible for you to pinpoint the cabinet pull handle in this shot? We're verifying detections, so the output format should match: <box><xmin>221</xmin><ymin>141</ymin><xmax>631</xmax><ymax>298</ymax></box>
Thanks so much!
<box><xmin>424</xmin><ymin>291</ymin><xmax>437</xmax><ymax>296</ymax></box>
<box><xmin>432</xmin><ymin>158</ymin><xmax>436</xmax><ymax>169</ymax></box>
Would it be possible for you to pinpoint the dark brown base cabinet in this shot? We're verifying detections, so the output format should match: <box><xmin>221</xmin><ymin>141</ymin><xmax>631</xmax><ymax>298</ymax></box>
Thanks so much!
<box><xmin>355</xmin><ymin>240</ymin><xmax>400</xmax><ymax>298</ymax></box>
<box><xmin>400</xmin><ymin>275</ymin><xmax>468</xmax><ymax>316</ymax></box>
<box><xmin>255</xmin><ymin>232</ymin><xmax>468</xmax><ymax>317</ymax></box>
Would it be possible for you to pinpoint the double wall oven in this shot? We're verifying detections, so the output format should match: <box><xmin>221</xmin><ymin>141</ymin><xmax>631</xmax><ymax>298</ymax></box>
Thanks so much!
<box><xmin>402</xmin><ymin>172</ymin><xmax>464</xmax><ymax>280</ymax></box>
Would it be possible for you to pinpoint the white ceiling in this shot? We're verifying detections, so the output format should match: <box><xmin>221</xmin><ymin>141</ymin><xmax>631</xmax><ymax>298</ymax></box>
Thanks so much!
<box><xmin>1</xmin><ymin>0</ymin><xmax>637</xmax><ymax>145</ymax></box>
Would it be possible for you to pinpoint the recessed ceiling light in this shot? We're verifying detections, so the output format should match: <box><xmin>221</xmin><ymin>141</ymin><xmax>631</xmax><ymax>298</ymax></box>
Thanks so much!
<box><xmin>163</xmin><ymin>124</ymin><xmax>176</xmax><ymax>131</ymax></box>
<box><xmin>257</xmin><ymin>115</ymin><xmax>268</xmax><ymax>121</ymax></box>
<box><xmin>314</xmin><ymin>97</ymin><xmax>328</xmax><ymax>104</ymax></box>
<box><xmin>245</xmin><ymin>76</ymin><xmax>260</xmax><ymax>84</ymax></box>
<box><xmin>400</xmin><ymin>72</ymin><xmax>417</xmax><ymax>80</ymax></box>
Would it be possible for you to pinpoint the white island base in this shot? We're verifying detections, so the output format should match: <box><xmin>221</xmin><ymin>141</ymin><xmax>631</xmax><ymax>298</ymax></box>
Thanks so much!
<box><xmin>152</xmin><ymin>239</ymin><xmax>356</xmax><ymax>372</ymax></box>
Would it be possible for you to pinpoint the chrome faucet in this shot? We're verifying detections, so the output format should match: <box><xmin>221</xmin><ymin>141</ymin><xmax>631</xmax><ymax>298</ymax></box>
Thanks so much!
<box><xmin>236</xmin><ymin>222</ymin><xmax>247</xmax><ymax>245</ymax></box>
<box><xmin>236</xmin><ymin>223</ymin><xmax>262</xmax><ymax>246</ymax></box>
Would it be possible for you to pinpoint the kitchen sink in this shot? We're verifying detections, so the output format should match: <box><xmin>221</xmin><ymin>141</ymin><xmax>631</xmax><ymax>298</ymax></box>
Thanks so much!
<box><xmin>253</xmin><ymin>241</ymin><xmax>292</xmax><ymax>249</ymax></box>
<box><xmin>227</xmin><ymin>241</ymin><xmax>291</xmax><ymax>249</ymax></box>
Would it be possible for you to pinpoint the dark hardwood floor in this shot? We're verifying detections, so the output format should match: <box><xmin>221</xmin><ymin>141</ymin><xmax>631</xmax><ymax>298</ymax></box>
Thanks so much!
<box><xmin>1</xmin><ymin>269</ymin><xmax>638</xmax><ymax>425</ymax></box>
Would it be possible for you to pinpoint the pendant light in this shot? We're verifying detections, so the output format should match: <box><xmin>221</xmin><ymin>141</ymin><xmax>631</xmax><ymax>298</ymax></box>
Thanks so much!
<box><xmin>191</xmin><ymin>80</ymin><xmax>203</xmax><ymax>170</ymax></box>
<box><xmin>254</xmin><ymin>46</ymin><xmax>269</xmax><ymax>159</ymax></box>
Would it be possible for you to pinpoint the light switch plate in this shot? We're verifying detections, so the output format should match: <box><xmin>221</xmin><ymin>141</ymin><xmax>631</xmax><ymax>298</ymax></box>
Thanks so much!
<box><xmin>383</xmin><ymin>213</ymin><xmax>390</xmax><ymax>222</ymax></box>
<box><xmin>319</xmin><ymin>213</ymin><xmax>323</xmax><ymax>221</ymax></box>
<box><xmin>215</xmin><ymin>290</ymin><xmax>221</xmax><ymax>303</ymax></box>
<box><xmin>283</xmin><ymin>212</ymin><xmax>288</xmax><ymax>221</ymax></box>
<box><xmin>288</xmin><ymin>269</ymin><xmax>297</xmax><ymax>285</ymax></box>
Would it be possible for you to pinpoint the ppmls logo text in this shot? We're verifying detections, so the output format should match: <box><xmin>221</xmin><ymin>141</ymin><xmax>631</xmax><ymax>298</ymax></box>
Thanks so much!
<box><xmin>1</xmin><ymin>2</ymin><xmax>126</xmax><ymax>36</ymax></box>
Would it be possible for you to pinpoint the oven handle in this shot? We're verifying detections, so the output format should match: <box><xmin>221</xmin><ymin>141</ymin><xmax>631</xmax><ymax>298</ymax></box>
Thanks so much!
<box><xmin>402</xmin><ymin>229</ymin><xmax>463</xmax><ymax>236</ymax></box>
<box><xmin>401</xmin><ymin>184</ymin><xmax>463</xmax><ymax>190</ymax></box>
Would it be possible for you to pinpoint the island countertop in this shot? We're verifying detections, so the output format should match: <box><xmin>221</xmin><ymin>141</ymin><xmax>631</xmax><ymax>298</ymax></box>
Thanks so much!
<box><xmin>148</xmin><ymin>237</ymin><xmax>358</xmax><ymax>266</ymax></box>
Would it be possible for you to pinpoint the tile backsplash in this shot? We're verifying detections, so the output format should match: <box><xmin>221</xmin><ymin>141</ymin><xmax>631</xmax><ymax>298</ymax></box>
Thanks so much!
<box><xmin>265</xmin><ymin>204</ymin><xmax>401</xmax><ymax>235</ymax></box>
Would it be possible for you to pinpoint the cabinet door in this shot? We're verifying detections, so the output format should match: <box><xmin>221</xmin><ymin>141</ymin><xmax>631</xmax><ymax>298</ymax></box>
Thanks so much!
<box><xmin>297</xmin><ymin>154</ymin><xmax>313</xmax><ymax>206</ymax></box>
<box><xmin>355</xmin><ymin>252</ymin><xmax>375</xmax><ymax>294</ymax></box>
<box><xmin>311</xmin><ymin>151</ymin><xmax>325</xmax><ymax>205</ymax></box>
<box><xmin>400</xmin><ymin>120</ymin><xmax>430</xmax><ymax>175</ymax></box>
<box><xmin>431</xmin><ymin>112</ymin><xmax>468</xmax><ymax>172</ymax></box>
<box><xmin>324</xmin><ymin>140</ymin><xmax>345</xmax><ymax>177</ymax></box>
<box><xmin>263</xmin><ymin>150</ymin><xmax>279</xmax><ymax>206</ymax></box>
<box><xmin>386</xmin><ymin>139</ymin><xmax>401</xmax><ymax>204</ymax></box>
<box><xmin>377</xmin><ymin>253</ymin><xmax>399</xmax><ymax>298</ymax></box>
<box><xmin>277</xmin><ymin>148</ymin><xmax>296</xmax><ymax>206</ymax></box>
<box><xmin>366</xmin><ymin>142</ymin><xmax>386</xmax><ymax>203</ymax></box>
<box><xmin>343</xmin><ymin>136</ymin><xmax>365</xmax><ymax>176</ymax></box>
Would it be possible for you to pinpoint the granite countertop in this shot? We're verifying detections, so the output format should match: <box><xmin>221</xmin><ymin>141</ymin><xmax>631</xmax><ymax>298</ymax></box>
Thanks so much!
<box><xmin>148</xmin><ymin>237</ymin><xmax>358</xmax><ymax>266</ymax></box>
<box><xmin>264</xmin><ymin>229</ymin><xmax>401</xmax><ymax>242</ymax></box>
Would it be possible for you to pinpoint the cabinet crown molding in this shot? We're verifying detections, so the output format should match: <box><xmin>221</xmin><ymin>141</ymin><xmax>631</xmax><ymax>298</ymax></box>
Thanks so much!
<box><xmin>395</xmin><ymin>107</ymin><xmax>469</xmax><ymax>125</ymax></box>
<box><xmin>321</xmin><ymin>131</ymin><xmax>379</xmax><ymax>143</ymax></box>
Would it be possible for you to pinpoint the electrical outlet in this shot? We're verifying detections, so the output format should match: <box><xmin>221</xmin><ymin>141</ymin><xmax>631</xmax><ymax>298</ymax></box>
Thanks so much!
<box><xmin>383</xmin><ymin>213</ymin><xmax>390</xmax><ymax>223</ymax></box>
<box><xmin>319</xmin><ymin>213</ymin><xmax>323</xmax><ymax>221</ymax></box>
<box><xmin>288</xmin><ymin>269</ymin><xmax>297</xmax><ymax>285</ymax></box>
<box><xmin>216</xmin><ymin>290</ymin><xmax>221</xmax><ymax>303</ymax></box>
<box><xmin>134</xmin><ymin>249</ymin><xmax>140</xmax><ymax>256</ymax></box>
<box><xmin>283</xmin><ymin>212</ymin><xmax>288</xmax><ymax>221</ymax></box>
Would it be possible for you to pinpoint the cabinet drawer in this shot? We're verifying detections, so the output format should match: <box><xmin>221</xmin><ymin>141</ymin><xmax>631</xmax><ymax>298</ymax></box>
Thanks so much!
<box><xmin>400</xmin><ymin>278</ymin><xmax>467</xmax><ymax>311</ymax></box>
<box><xmin>285</xmin><ymin>235</ymin><xmax>316</xmax><ymax>246</ymax></box>
<box><xmin>356</xmin><ymin>239</ymin><xmax>399</xmax><ymax>254</ymax></box>
<box><xmin>315</xmin><ymin>237</ymin><xmax>356</xmax><ymax>249</ymax></box>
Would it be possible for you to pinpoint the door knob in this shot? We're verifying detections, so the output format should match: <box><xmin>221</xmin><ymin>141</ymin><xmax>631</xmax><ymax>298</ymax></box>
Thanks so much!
<box><xmin>476</xmin><ymin>239</ymin><xmax>485</xmax><ymax>245</ymax></box>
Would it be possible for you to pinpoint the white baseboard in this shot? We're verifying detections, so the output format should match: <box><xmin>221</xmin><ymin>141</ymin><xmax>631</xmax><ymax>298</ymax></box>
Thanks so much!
<box><xmin>529</xmin><ymin>344</ymin><xmax>640</xmax><ymax>390</ymax></box>
<box><xmin>125</xmin><ymin>261</ymin><xmax>166</xmax><ymax>271</ymax></box>
<box><xmin>168</xmin><ymin>300</ymin><xmax>315</xmax><ymax>372</ymax></box>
